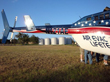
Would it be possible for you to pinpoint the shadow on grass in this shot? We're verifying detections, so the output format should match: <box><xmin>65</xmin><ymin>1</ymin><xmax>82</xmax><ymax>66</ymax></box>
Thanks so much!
<box><xmin>22</xmin><ymin>64</ymin><xmax>110</xmax><ymax>82</ymax></box>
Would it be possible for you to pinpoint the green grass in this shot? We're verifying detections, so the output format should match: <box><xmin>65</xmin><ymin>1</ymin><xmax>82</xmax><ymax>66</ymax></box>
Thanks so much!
<box><xmin>0</xmin><ymin>45</ymin><xmax>110</xmax><ymax>82</ymax></box>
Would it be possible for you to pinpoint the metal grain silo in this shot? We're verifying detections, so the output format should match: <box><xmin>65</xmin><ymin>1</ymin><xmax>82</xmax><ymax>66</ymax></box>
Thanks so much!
<box><xmin>39</xmin><ymin>38</ymin><xmax>44</xmax><ymax>45</ymax></box>
<box><xmin>45</xmin><ymin>38</ymin><xmax>50</xmax><ymax>45</ymax></box>
<box><xmin>51</xmin><ymin>37</ymin><xmax>58</xmax><ymax>45</ymax></box>
<box><xmin>66</xmin><ymin>37</ymin><xmax>72</xmax><ymax>44</ymax></box>
<box><xmin>59</xmin><ymin>37</ymin><xmax>66</xmax><ymax>45</ymax></box>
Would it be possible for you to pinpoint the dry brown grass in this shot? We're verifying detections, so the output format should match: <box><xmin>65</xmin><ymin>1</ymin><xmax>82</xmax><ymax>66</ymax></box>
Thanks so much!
<box><xmin>0</xmin><ymin>45</ymin><xmax>110</xmax><ymax>82</ymax></box>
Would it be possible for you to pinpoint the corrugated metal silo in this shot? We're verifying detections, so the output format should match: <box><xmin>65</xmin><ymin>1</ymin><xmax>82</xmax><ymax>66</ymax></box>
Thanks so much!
<box><xmin>51</xmin><ymin>37</ymin><xmax>58</xmax><ymax>45</ymax></box>
<box><xmin>59</xmin><ymin>37</ymin><xmax>66</xmax><ymax>45</ymax></box>
<box><xmin>45</xmin><ymin>38</ymin><xmax>50</xmax><ymax>45</ymax></box>
<box><xmin>39</xmin><ymin>38</ymin><xmax>44</xmax><ymax>45</ymax></box>
<box><xmin>66</xmin><ymin>37</ymin><xmax>72</xmax><ymax>44</ymax></box>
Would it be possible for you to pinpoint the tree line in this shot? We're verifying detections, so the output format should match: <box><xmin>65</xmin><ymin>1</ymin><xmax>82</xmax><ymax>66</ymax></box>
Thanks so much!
<box><xmin>0</xmin><ymin>33</ymin><xmax>39</xmax><ymax>45</ymax></box>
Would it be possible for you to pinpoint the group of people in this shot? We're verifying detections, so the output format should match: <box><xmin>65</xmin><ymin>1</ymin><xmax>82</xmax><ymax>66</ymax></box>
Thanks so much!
<box><xmin>80</xmin><ymin>47</ymin><xmax>109</xmax><ymax>65</ymax></box>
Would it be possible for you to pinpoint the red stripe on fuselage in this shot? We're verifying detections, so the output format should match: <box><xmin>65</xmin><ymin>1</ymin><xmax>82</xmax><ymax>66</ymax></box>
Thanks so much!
<box><xmin>13</xmin><ymin>27</ymin><xmax>110</xmax><ymax>35</ymax></box>
<box><xmin>68</xmin><ymin>27</ymin><xmax>110</xmax><ymax>35</ymax></box>
<box><xmin>13</xmin><ymin>29</ymin><xmax>45</xmax><ymax>33</ymax></box>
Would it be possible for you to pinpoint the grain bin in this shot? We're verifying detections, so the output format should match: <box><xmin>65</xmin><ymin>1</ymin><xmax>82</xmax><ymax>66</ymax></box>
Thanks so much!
<box><xmin>66</xmin><ymin>37</ymin><xmax>72</xmax><ymax>44</ymax></box>
<box><xmin>51</xmin><ymin>37</ymin><xmax>58</xmax><ymax>45</ymax></box>
<box><xmin>39</xmin><ymin>38</ymin><xmax>44</xmax><ymax>45</ymax></box>
<box><xmin>59</xmin><ymin>37</ymin><xmax>66</xmax><ymax>45</ymax></box>
<box><xmin>45</xmin><ymin>38</ymin><xmax>51</xmax><ymax>45</ymax></box>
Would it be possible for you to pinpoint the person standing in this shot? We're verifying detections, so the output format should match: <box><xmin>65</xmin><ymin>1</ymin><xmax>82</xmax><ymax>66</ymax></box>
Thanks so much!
<box><xmin>95</xmin><ymin>53</ymin><xmax>109</xmax><ymax>65</ymax></box>
<box><xmin>84</xmin><ymin>50</ymin><xmax>93</xmax><ymax>64</ymax></box>
<box><xmin>79</xmin><ymin>47</ymin><xmax>84</xmax><ymax>62</ymax></box>
<box><xmin>96</xmin><ymin>53</ymin><xmax>100</xmax><ymax>63</ymax></box>
<box><xmin>103</xmin><ymin>55</ymin><xmax>109</xmax><ymax>65</ymax></box>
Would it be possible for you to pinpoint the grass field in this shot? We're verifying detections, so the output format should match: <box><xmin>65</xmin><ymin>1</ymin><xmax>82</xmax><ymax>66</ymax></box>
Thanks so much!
<box><xmin>0</xmin><ymin>45</ymin><xmax>110</xmax><ymax>82</ymax></box>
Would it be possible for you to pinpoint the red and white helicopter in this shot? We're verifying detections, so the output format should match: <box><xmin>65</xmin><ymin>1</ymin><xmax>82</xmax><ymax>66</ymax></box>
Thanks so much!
<box><xmin>1</xmin><ymin>7</ymin><xmax>110</xmax><ymax>55</ymax></box>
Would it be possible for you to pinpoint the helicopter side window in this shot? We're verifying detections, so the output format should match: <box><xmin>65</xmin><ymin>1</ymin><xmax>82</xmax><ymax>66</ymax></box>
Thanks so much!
<box><xmin>94</xmin><ymin>16</ymin><xmax>98</xmax><ymax>20</ymax></box>
<box><xmin>105</xmin><ymin>13</ymin><xmax>110</xmax><ymax>19</ymax></box>
<box><xmin>86</xmin><ymin>17</ymin><xmax>91</xmax><ymax>21</ymax></box>
<box><xmin>100</xmin><ymin>14</ymin><xmax>104</xmax><ymax>20</ymax></box>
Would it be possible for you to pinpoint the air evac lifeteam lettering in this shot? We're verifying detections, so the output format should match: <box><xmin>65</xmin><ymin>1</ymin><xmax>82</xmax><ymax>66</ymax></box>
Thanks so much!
<box><xmin>83</xmin><ymin>35</ymin><xmax>110</xmax><ymax>49</ymax></box>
